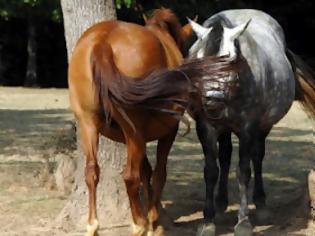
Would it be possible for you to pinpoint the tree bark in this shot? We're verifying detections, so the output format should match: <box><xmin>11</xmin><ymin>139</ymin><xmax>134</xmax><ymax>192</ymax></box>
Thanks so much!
<box><xmin>24</xmin><ymin>17</ymin><xmax>38</xmax><ymax>87</ymax></box>
<box><xmin>57</xmin><ymin>0</ymin><xmax>131</xmax><ymax>232</ymax></box>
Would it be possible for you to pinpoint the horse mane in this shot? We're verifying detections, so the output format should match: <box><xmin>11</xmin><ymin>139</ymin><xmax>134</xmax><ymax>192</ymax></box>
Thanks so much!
<box><xmin>203</xmin><ymin>14</ymin><xmax>233</xmax><ymax>28</ymax></box>
<box><xmin>146</xmin><ymin>8</ymin><xmax>185</xmax><ymax>52</ymax></box>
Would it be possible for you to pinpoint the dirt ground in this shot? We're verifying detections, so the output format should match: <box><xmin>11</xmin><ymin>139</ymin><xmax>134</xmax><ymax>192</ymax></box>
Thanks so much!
<box><xmin>0</xmin><ymin>87</ymin><xmax>314</xmax><ymax>236</ymax></box>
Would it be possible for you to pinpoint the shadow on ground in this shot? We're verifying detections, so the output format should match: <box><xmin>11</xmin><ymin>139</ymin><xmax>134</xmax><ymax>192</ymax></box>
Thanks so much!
<box><xmin>145</xmin><ymin>124</ymin><xmax>314</xmax><ymax>235</ymax></box>
<box><xmin>0</xmin><ymin>109</ymin><xmax>74</xmax><ymax>157</ymax></box>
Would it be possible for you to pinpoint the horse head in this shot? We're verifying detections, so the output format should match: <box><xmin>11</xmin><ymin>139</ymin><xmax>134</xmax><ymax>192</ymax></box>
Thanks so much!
<box><xmin>189</xmin><ymin>17</ymin><xmax>251</xmax><ymax>60</ymax></box>
<box><xmin>188</xmin><ymin>17</ymin><xmax>251</xmax><ymax>107</ymax></box>
<box><xmin>145</xmin><ymin>8</ymin><xmax>194</xmax><ymax>54</ymax></box>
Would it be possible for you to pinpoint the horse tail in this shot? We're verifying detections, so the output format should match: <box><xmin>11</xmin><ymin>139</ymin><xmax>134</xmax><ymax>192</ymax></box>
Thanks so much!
<box><xmin>90</xmin><ymin>41</ymin><xmax>191</xmax><ymax>130</ymax></box>
<box><xmin>91</xmin><ymin>40</ymin><xmax>235</xmax><ymax>130</ymax></box>
<box><xmin>287</xmin><ymin>49</ymin><xmax>315</xmax><ymax>120</ymax></box>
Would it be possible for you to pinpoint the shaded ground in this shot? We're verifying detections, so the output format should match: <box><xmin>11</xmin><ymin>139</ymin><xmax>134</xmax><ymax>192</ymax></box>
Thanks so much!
<box><xmin>0</xmin><ymin>87</ymin><xmax>314</xmax><ymax>235</ymax></box>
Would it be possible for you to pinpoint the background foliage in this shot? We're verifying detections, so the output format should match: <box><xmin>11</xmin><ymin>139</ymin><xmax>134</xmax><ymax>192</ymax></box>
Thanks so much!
<box><xmin>0</xmin><ymin>0</ymin><xmax>314</xmax><ymax>87</ymax></box>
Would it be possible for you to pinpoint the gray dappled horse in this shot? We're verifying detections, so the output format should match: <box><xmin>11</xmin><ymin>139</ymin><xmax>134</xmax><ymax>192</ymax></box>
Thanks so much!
<box><xmin>188</xmin><ymin>9</ymin><xmax>315</xmax><ymax>236</ymax></box>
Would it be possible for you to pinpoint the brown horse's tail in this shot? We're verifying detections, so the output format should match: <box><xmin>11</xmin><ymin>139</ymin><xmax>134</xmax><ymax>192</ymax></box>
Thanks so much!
<box><xmin>287</xmin><ymin>49</ymin><xmax>315</xmax><ymax>120</ymax></box>
<box><xmin>91</xmin><ymin>40</ymin><xmax>235</xmax><ymax>129</ymax></box>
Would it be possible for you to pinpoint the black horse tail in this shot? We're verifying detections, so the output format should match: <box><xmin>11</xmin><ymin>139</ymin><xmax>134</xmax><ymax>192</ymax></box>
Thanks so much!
<box><xmin>286</xmin><ymin>49</ymin><xmax>315</xmax><ymax>120</ymax></box>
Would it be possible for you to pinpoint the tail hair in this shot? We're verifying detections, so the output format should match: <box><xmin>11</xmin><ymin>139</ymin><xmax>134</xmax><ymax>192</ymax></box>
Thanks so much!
<box><xmin>287</xmin><ymin>49</ymin><xmax>315</xmax><ymax>120</ymax></box>
<box><xmin>91</xmin><ymin>41</ymin><xmax>236</xmax><ymax>131</ymax></box>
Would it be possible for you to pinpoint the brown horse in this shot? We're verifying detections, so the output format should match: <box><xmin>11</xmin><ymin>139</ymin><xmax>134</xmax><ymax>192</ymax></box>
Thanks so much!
<box><xmin>68</xmin><ymin>8</ymin><xmax>234</xmax><ymax>236</ymax></box>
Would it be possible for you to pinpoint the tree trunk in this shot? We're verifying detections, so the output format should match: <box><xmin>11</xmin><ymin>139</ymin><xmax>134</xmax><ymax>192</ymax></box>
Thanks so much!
<box><xmin>24</xmin><ymin>17</ymin><xmax>38</xmax><ymax>87</ymax></box>
<box><xmin>309</xmin><ymin>170</ymin><xmax>315</xmax><ymax>220</ymax></box>
<box><xmin>57</xmin><ymin>0</ymin><xmax>131</xmax><ymax>232</ymax></box>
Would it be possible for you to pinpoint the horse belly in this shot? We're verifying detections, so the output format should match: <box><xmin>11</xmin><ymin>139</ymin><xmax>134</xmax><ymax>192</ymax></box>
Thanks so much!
<box><xmin>144</xmin><ymin>117</ymin><xmax>179</xmax><ymax>141</ymax></box>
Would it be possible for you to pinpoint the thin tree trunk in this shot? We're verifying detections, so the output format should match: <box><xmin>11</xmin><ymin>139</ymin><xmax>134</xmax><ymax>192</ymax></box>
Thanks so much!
<box><xmin>24</xmin><ymin>17</ymin><xmax>37</xmax><ymax>87</ymax></box>
<box><xmin>57</xmin><ymin>0</ymin><xmax>131</xmax><ymax>232</ymax></box>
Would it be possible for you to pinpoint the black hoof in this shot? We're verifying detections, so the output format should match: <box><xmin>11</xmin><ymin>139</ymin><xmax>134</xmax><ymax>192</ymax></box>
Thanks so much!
<box><xmin>196</xmin><ymin>222</ymin><xmax>216</xmax><ymax>236</ymax></box>
<box><xmin>234</xmin><ymin>218</ymin><xmax>253</xmax><ymax>236</ymax></box>
<box><xmin>255</xmin><ymin>207</ymin><xmax>272</xmax><ymax>225</ymax></box>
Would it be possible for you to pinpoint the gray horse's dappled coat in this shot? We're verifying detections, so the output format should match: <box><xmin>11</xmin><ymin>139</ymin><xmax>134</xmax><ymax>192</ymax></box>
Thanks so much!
<box><xmin>188</xmin><ymin>9</ymin><xmax>315</xmax><ymax>236</ymax></box>
<box><xmin>201</xmin><ymin>9</ymin><xmax>295</xmax><ymax>129</ymax></box>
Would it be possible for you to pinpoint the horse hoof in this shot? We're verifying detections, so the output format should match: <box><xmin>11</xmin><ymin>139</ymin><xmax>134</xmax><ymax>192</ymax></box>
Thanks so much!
<box><xmin>85</xmin><ymin>219</ymin><xmax>99</xmax><ymax>236</ymax></box>
<box><xmin>85</xmin><ymin>232</ymin><xmax>98</xmax><ymax>236</ymax></box>
<box><xmin>255</xmin><ymin>208</ymin><xmax>272</xmax><ymax>225</ymax></box>
<box><xmin>147</xmin><ymin>231</ymin><xmax>154</xmax><ymax>236</ymax></box>
<box><xmin>155</xmin><ymin>225</ymin><xmax>165</xmax><ymax>236</ymax></box>
<box><xmin>146</xmin><ymin>226</ymin><xmax>164</xmax><ymax>236</ymax></box>
<box><xmin>234</xmin><ymin>218</ymin><xmax>253</xmax><ymax>236</ymax></box>
<box><xmin>196</xmin><ymin>222</ymin><xmax>216</xmax><ymax>236</ymax></box>
<box><xmin>132</xmin><ymin>223</ymin><xmax>147</xmax><ymax>236</ymax></box>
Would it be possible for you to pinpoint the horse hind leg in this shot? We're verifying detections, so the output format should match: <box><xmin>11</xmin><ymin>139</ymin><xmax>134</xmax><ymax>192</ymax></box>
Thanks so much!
<box><xmin>251</xmin><ymin>130</ymin><xmax>272</xmax><ymax>224</ymax></box>
<box><xmin>78</xmin><ymin>117</ymin><xmax>101</xmax><ymax>236</ymax></box>
<box><xmin>124</xmin><ymin>135</ymin><xmax>148</xmax><ymax>236</ymax></box>
<box><xmin>216</xmin><ymin>131</ymin><xmax>233</xmax><ymax>213</ymax></box>
<box><xmin>141</xmin><ymin>155</ymin><xmax>153</xmax><ymax>216</ymax></box>
<box><xmin>195</xmin><ymin>116</ymin><xmax>218</xmax><ymax>236</ymax></box>
<box><xmin>147</xmin><ymin>126</ymin><xmax>178</xmax><ymax>236</ymax></box>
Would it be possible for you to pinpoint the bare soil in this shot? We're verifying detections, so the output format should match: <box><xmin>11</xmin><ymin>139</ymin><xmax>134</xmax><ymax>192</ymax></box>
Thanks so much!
<box><xmin>0</xmin><ymin>87</ymin><xmax>314</xmax><ymax>236</ymax></box>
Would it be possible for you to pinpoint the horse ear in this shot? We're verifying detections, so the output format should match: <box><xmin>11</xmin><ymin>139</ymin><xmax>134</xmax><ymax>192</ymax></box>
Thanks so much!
<box><xmin>228</xmin><ymin>19</ymin><xmax>251</xmax><ymax>39</ymax></box>
<box><xmin>181</xmin><ymin>15</ymin><xmax>199</xmax><ymax>39</ymax></box>
<box><xmin>187</xmin><ymin>17</ymin><xmax>212</xmax><ymax>39</ymax></box>
<box><xmin>181</xmin><ymin>22</ymin><xmax>193</xmax><ymax>41</ymax></box>
<box><xmin>142</xmin><ymin>13</ymin><xmax>148</xmax><ymax>24</ymax></box>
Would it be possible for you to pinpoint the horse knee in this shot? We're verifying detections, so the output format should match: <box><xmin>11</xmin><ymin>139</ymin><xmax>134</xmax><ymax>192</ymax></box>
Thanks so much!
<box><xmin>85</xmin><ymin>161</ymin><xmax>100</xmax><ymax>186</ymax></box>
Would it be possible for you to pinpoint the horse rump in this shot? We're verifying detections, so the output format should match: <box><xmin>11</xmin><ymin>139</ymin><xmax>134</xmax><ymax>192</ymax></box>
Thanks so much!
<box><xmin>90</xmin><ymin>40</ymin><xmax>237</xmax><ymax>128</ymax></box>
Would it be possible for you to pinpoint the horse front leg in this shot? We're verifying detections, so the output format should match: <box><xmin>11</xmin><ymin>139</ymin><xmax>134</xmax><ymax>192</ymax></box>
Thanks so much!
<box><xmin>124</xmin><ymin>135</ymin><xmax>148</xmax><ymax>236</ymax></box>
<box><xmin>234</xmin><ymin>129</ymin><xmax>254</xmax><ymax>236</ymax></box>
<box><xmin>195</xmin><ymin>115</ymin><xmax>218</xmax><ymax>236</ymax></box>
<box><xmin>251</xmin><ymin>130</ymin><xmax>271</xmax><ymax>224</ymax></box>
<box><xmin>216</xmin><ymin>131</ymin><xmax>233</xmax><ymax>213</ymax></box>
<box><xmin>148</xmin><ymin>126</ymin><xmax>178</xmax><ymax>236</ymax></box>
<box><xmin>79</xmin><ymin>118</ymin><xmax>100</xmax><ymax>236</ymax></box>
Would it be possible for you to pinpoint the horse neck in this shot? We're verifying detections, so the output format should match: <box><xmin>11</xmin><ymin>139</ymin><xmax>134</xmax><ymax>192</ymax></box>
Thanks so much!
<box><xmin>146</xmin><ymin>26</ymin><xmax>183</xmax><ymax>68</ymax></box>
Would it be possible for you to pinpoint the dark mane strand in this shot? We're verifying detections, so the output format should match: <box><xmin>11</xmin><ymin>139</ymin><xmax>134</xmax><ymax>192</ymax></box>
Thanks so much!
<box><xmin>146</xmin><ymin>8</ymin><xmax>185</xmax><ymax>53</ymax></box>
